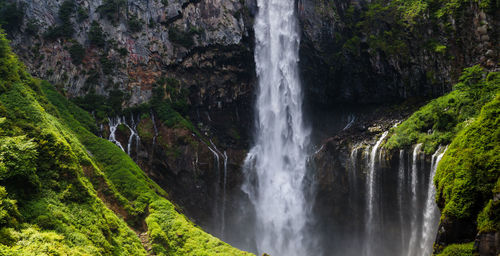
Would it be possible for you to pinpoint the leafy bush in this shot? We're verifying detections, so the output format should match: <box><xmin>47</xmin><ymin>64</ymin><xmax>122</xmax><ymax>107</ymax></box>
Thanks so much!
<box><xmin>128</xmin><ymin>15</ymin><xmax>143</xmax><ymax>33</ymax></box>
<box><xmin>435</xmin><ymin>94</ymin><xmax>499</xmax><ymax>233</ymax></box>
<box><xmin>386</xmin><ymin>66</ymin><xmax>499</xmax><ymax>154</ymax></box>
<box><xmin>97</xmin><ymin>0</ymin><xmax>126</xmax><ymax>25</ymax></box>
<box><xmin>88</xmin><ymin>21</ymin><xmax>105</xmax><ymax>47</ymax></box>
<box><xmin>436</xmin><ymin>242</ymin><xmax>474</xmax><ymax>256</ymax></box>
<box><xmin>0</xmin><ymin>2</ymin><xmax>24</xmax><ymax>35</ymax></box>
<box><xmin>43</xmin><ymin>0</ymin><xmax>75</xmax><ymax>40</ymax></box>
<box><xmin>168</xmin><ymin>27</ymin><xmax>195</xmax><ymax>48</ymax></box>
<box><xmin>77</xmin><ymin>6</ymin><xmax>89</xmax><ymax>22</ymax></box>
<box><xmin>69</xmin><ymin>42</ymin><xmax>85</xmax><ymax>65</ymax></box>
<box><xmin>0</xmin><ymin>28</ymin><xmax>251</xmax><ymax>256</ymax></box>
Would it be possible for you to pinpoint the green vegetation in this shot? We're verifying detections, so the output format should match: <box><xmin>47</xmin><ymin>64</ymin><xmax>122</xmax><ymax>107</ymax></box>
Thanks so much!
<box><xmin>0</xmin><ymin>1</ymin><xmax>24</xmax><ymax>35</ymax></box>
<box><xmin>77</xmin><ymin>6</ymin><xmax>89</xmax><ymax>22</ymax></box>
<box><xmin>386</xmin><ymin>66</ymin><xmax>499</xmax><ymax>154</ymax></box>
<box><xmin>169</xmin><ymin>27</ymin><xmax>195</xmax><ymax>49</ymax></box>
<box><xmin>128</xmin><ymin>15</ymin><xmax>143</xmax><ymax>33</ymax></box>
<box><xmin>151</xmin><ymin>77</ymin><xmax>194</xmax><ymax>130</ymax></box>
<box><xmin>0</xmin><ymin>31</ymin><xmax>251</xmax><ymax>255</ymax></box>
<box><xmin>434</xmin><ymin>94</ymin><xmax>499</xmax><ymax>238</ymax></box>
<box><xmin>436</xmin><ymin>242</ymin><xmax>474</xmax><ymax>256</ymax></box>
<box><xmin>99</xmin><ymin>55</ymin><xmax>115</xmax><ymax>75</ymax></box>
<box><xmin>44</xmin><ymin>0</ymin><xmax>75</xmax><ymax>40</ymax></box>
<box><xmin>386</xmin><ymin>65</ymin><xmax>499</xmax><ymax>253</ymax></box>
<box><xmin>69</xmin><ymin>42</ymin><xmax>85</xmax><ymax>65</ymax></box>
<box><xmin>97</xmin><ymin>0</ymin><xmax>126</xmax><ymax>25</ymax></box>
<box><xmin>88</xmin><ymin>21</ymin><xmax>106</xmax><ymax>48</ymax></box>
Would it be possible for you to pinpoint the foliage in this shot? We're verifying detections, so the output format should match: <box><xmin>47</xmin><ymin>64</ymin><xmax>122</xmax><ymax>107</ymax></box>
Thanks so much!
<box><xmin>435</xmin><ymin>94</ymin><xmax>499</xmax><ymax>232</ymax></box>
<box><xmin>0</xmin><ymin>1</ymin><xmax>24</xmax><ymax>35</ymax></box>
<box><xmin>99</xmin><ymin>55</ymin><xmax>115</xmax><ymax>75</ymax></box>
<box><xmin>436</xmin><ymin>242</ymin><xmax>474</xmax><ymax>256</ymax></box>
<box><xmin>168</xmin><ymin>27</ymin><xmax>195</xmax><ymax>48</ymax></box>
<box><xmin>77</xmin><ymin>6</ymin><xmax>89</xmax><ymax>22</ymax></box>
<box><xmin>97</xmin><ymin>0</ymin><xmax>126</xmax><ymax>25</ymax></box>
<box><xmin>43</xmin><ymin>0</ymin><xmax>75</xmax><ymax>40</ymax></box>
<box><xmin>0</xmin><ymin>186</ymin><xmax>20</xmax><ymax>229</ymax></box>
<box><xmin>151</xmin><ymin>77</ymin><xmax>195</xmax><ymax>133</ymax></box>
<box><xmin>386</xmin><ymin>66</ymin><xmax>499</xmax><ymax>154</ymax></box>
<box><xmin>24</xmin><ymin>19</ymin><xmax>39</xmax><ymax>36</ymax></box>
<box><xmin>0</xmin><ymin>32</ymin><xmax>22</xmax><ymax>85</ymax></box>
<box><xmin>88</xmin><ymin>21</ymin><xmax>105</xmax><ymax>48</ymax></box>
<box><xmin>128</xmin><ymin>15</ymin><xmax>143</xmax><ymax>33</ymax></box>
<box><xmin>68</xmin><ymin>42</ymin><xmax>85</xmax><ymax>65</ymax></box>
<box><xmin>0</xmin><ymin>32</ymin><xmax>251</xmax><ymax>255</ymax></box>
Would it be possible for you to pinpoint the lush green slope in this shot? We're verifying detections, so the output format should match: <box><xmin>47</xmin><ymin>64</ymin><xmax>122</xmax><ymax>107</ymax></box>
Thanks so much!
<box><xmin>434</xmin><ymin>94</ymin><xmax>499</xmax><ymax>253</ymax></box>
<box><xmin>386</xmin><ymin>66</ymin><xmax>499</xmax><ymax>254</ymax></box>
<box><xmin>386</xmin><ymin>66</ymin><xmax>499</xmax><ymax>153</ymax></box>
<box><xmin>0</xmin><ymin>32</ymin><xmax>252</xmax><ymax>255</ymax></box>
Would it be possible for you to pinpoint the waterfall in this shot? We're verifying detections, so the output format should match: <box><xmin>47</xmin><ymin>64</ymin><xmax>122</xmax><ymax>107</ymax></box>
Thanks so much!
<box><xmin>419</xmin><ymin>146</ymin><xmax>447</xmax><ymax>255</ymax></box>
<box><xmin>208</xmin><ymin>144</ymin><xmax>221</xmax><ymax>231</ymax></box>
<box><xmin>221</xmin><ymin>151</ymin><xmax>228</xmax><ymax>239</ymax></box>
<box><xmin>108</xmin><ymin>117</ymin><xmax>125</xmax><ymax>151</ymax></box>
<box><xmin>407</xmin><ymin>143</ymin><xmax>423</xmax><ymax>256</ymax></box>
<box><xmin>365</xmin><ymin>131</ymin><xmax>389</xmax><ymax>256</ymax></box>
<box><xmin>151</xmin><ymin>111</ymin><xmax>159</xmax><ymax>146</ymax></box>
<box><xmin>126</xmin><ymin>114</ymin><xmax>140</xmax><ymax>158</ymax></box>
<box><xmin>398</xmin><ymin>149</ymin><xmax>408</xmax><ymax>254</ymax></box>
<box><xmin>241</xmin><ymin>0</ymin><xmax>310</xmax><ymax>255</ymax></box>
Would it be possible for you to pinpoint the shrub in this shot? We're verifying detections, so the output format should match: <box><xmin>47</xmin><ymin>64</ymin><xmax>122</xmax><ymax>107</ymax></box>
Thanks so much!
<box><xmin>43</xmin><ymin>0</ymin><xmax>75</xmax><ymax>40</ymax></box>
<box><xmin>68</xmin><ymin>42</ymin><xmax>85</xmax><ymax>65</ymax></box>
<box><xmin>88</xmin><ymin>21</ymin><xmax>106</xmax><ymax>47</ymax></box>
<box><xmin>77</xmin><ymin>6</ymin><xmax>89</xmax><ymax>22</ymax></box>
<box><xmin>386</xmin><ymin>66</ymin><xmax>499</xmax><ymax>154</ymax></box>
<box><xmin>0</xmin><ymin>2</ymin><xmax>24</xmax><ymax>35</ymax></box>
<box><xmin>168</xmin><ymin>26</ymin><xmax>195</xmax><ymax>48</ymax></box>
<box><xmin>99</xmin><ymin>55</ymin><xmax>115</xmax><ymax>75</ymax></box>
<box><xmin>97</xmin><ymin>0</ymin><xmax>126</xmax><ymax>25</ymax></box>
<box><xmin>436</xmin><ymin>243</ymin><xmax>474</xmax><ymax>256</ymax></box>
<box><xmin>128</xmin><ymin>15</ymin><xmax>143</xmax><ymax>33</ymax></box>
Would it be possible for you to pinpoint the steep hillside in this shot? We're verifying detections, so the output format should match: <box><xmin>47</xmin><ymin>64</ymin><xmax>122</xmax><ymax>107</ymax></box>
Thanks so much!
<box><xmin>385</xmin><ymin>66</ymin><xmax>499</xmax><ymax>254</ymax></box>
<box><xmin>0</xmin><ymin>32</ymin><xmax>252</xmax><ymax>255</ymax></box>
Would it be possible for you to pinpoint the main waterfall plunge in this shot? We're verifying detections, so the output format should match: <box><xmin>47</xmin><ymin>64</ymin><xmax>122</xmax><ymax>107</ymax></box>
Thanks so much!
<box><xmin>241</xmin><ymin>0</ymin><xmax>311</xmax><ymax>255</ymax></box>
<box><xmin>103</xmin><ymin>3</ymin><xmax>448</xmax><ymax>256</ymax></box>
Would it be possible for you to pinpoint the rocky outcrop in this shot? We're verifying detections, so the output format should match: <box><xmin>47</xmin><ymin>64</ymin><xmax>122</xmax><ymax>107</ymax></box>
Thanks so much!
<box><xmin>298</xmin><ymin>0</ymin><xmax>499</xmax><ymax>105</ymax></box>
<box><xmin>9</xmin><ymin>0</ymin><xmax>256</xmax><ymax>110</ymax></box>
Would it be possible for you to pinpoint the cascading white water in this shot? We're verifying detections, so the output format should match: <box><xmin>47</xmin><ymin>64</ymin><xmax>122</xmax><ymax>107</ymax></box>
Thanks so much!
<box><xmin>126</xmin><ymin>114</ymin><xmax>140</xmax><ymax>158</ymax></box>
<box><xmin>419</xmin><ymin>146</ymin><xmax>447</xmax><ymax>255</ymax></box>
<box><xmin>151</xmin><ymin>111</ymin><xmax>159</xmax><ymax>146</ymax></box>
<box><xmin>241</xmin><ymin>0</ymin><xmax>310</xmax><ymax>255</ymax></box>
<box><xmin>109</xmin><ymin>117</ymin><xmax>125</xmax><ymax>151</ymax></box>
<box><xmin>407</xmin><ymin>143</ymin><xmax>423</xmax><ymax>256</ymax></box>
<box><xmin>398</xmin><ymin>149</ymin><xmax>406</xmax><ymax>254</ymax></box>
<box><xmin>208</xmin><ymin>144</ymin><xmax>221</xmax><ymax>230</ymax></box>
<box><xmin>221</xmin><ymin>151</ymin><xmax>228</xmax><ymax>239</ymax></box>
<box><xmin>365</xmin><ymin>131</ymin><xmax>389</xmax><ymax>256</ymax></box>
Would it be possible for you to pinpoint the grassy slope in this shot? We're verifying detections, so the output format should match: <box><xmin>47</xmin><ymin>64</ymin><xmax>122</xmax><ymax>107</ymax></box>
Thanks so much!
<box><xmin>0</xmin><ymin>32</ymin><xmax>252</xmax><ymax>255</ymax></box>
<box><xmin>385</xmin><ymin>66</ymin><xmax>499</xmax><ymax>254</ymax></box>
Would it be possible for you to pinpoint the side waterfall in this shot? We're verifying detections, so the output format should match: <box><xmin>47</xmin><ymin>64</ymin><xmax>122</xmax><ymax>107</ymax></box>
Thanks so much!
<box><xmin>242</xmin><ymin>0</ymin><xmax>311</xmax><ymax>255</ymax></box>
<box><xmin>408</xmin><ymin>143</ymin><xmax>423</xmax><ymax>256</ymax></box>
<box><xmin>419</xmin><ymin>146</ymin><xmax>447</xmax><ymax>255</ymax></box>
<box><xmin>365</xmin><ymin>131</ymin><xmax>389</xmax><ymax>256</ymax></box>
<box><xmin>314</xmin><ymin>127</ymin><xmax>448</xmax><ymax>256</ymax></box>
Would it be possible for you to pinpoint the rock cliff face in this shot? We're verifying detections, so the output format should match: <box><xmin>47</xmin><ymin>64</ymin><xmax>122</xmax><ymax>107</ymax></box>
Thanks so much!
<box><xmin>298</xmin><ymin>0</ymin><xmax>499</xmax><ymax>105</ymax></box>
<box><xmin>9</xmin><ymin>0</ymin><xmax>256</xmax><ymax>109</ymax></box>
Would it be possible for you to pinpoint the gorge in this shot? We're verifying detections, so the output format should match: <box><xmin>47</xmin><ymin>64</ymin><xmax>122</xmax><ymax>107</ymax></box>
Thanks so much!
<box><xmin>0</xmin><ymin>0</ymin><xmax>498</xmax><ymax>256</ymax></box>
